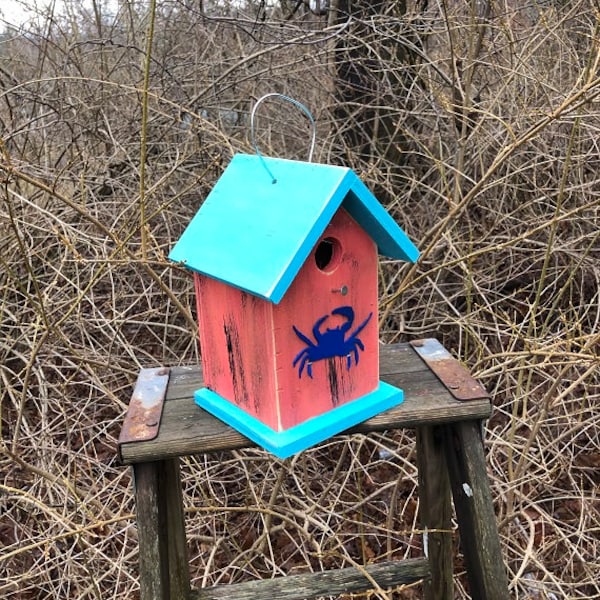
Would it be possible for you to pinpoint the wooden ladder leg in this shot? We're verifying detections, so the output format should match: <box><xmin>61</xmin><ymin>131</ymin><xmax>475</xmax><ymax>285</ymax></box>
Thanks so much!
<box><xmin>134</xmin><ymin>461</ymin><xmax>170</xmax><ymax>600</ymax></box>
<box><xmin>133</xmin><ymin>458</ymin><xmax>191</xmax><ymax>600</ymax></box>
<box><xmin>443</xmin><ymin>420</ymin><xmax>510</xmax><ymax>600</ymax></box>
<box><xmin>417</xmin><ymin>425</ymin><xmax>454</xmax><ymax>600</ymax></box>
<box><xmin>160</xmin><ymin>458</ymin><xmax>191</xmax><ymax>599</ymax></box>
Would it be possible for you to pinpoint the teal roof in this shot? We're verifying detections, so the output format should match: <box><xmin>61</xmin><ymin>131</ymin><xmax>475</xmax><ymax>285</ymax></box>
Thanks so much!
<box><xmin>169</xmin><ymin>153</ymin><xmax>419</xmax><ymax>304</ymax></box>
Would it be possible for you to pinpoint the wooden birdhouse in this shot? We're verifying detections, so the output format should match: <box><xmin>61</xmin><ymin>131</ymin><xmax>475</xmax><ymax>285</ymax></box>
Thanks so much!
<box><xmin>169</xmin><ymin>153</ymin><xmax>419</xmax><ymax>458</ymax></box>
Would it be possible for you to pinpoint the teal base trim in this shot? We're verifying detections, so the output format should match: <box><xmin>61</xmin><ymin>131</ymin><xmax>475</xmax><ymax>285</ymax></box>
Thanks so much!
<box><xmin>194</xmin><ymin>383</ymin><xmax>404</xmax><ymax>459</ymax></box>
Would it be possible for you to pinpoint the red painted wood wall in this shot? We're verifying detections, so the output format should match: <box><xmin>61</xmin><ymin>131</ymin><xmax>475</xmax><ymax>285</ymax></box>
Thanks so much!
<box><xmin>194</xmin><ymin>207</ymin><xmax>379</xmax><ymax>431</ymax></box>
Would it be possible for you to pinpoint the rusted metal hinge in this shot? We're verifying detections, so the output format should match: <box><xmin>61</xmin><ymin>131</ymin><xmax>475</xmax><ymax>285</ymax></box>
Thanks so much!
<box><xmin>410</xmin><ymin>339</ymin><xmax>489</xmax><ymax>401</ymax></box>
<box><xmin>118</xmin><ymin>367</ymin><xmax>169</xmax><ymax>449</ymax></box>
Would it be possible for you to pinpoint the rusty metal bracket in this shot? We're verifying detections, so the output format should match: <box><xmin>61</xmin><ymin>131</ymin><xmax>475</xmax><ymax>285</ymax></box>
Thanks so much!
<box><xmin>410</xmin><ymin>339</ymin><xmax>489</xmax><ymax>401</ymax></box>
<box><xmin>118</xmin><ymin>367</ymin><xmax>169</xmax><ymax>450</ymax></box>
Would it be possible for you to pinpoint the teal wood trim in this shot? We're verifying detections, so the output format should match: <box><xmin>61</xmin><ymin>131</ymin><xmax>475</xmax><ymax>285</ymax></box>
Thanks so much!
<box><xmin>341</xmin><ymin>175</ymin><xmax>420</xmax><ymax>262</ymax></box>
<box><xmin>267</xmin><ymin>169</ymin><xmax>355</xmax><ymax>303</ymax></box>
<box><xmin>194</xmin><ymin>382</ymin><xmax>404</xmax><ymax>458</ymax></box>
<box><xmin>169</xmin><ymin>154</ymin><xmax>419</xmax><ymax>302</ymax></box>
<box><xmin>169</xmin><ymin>155</ymin><xmax>350</xmax><ymax>302</ymax></box>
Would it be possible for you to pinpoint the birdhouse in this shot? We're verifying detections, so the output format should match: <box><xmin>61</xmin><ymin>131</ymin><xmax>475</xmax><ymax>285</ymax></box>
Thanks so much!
<box><xmin>169</xmin><ymin>153</ymin><xmax>419</xmax><ymax>458</ymax></box>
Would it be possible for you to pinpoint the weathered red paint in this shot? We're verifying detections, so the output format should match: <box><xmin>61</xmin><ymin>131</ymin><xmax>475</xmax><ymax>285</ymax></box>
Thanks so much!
<box><xmin>194</xmin><ymin>207</ymin><xmax>379</xmax><ymax>432</ymax></box>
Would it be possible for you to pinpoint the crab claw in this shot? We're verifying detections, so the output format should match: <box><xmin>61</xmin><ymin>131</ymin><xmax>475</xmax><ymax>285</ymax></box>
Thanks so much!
<box><xmin>331</xmin><ymin>306</ymin><xmax>354</xmax><ymax>334</ymax></box>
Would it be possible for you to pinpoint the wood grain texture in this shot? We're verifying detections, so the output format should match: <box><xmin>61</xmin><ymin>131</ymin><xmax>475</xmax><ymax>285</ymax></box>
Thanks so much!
<box><xmin>444</xmin><ymin>420</ymin><xmax>510</xmax><ymax>599</ymax></box>
<box><xmin>192</xmin><ymin>558</ymin><xmax>430</xmax><ymax>600</ymax></box>
<box><xmin>417</xmin><ymin>426</ymin><xmax>454</xmax><ymax>600</ymax></box>
<box><xmin>120</xmin><ymin>343</ymin><xmax>492</xmax><ymax>464</ymax></box>
<box><xmin>123</xmin><ymin>342</ymin><xmax>509</xmax><ymax>600</ymax></box>
<box><xmin>133</xmin><ymin>462</ymin><xmax>170</xmax><ymax>600</ymax></box>
<box><xmin>194</xmin><ymin>273</ymin><xmax>279</xmax><ymax>427</ymax></box>
<box><xmin>161</xmin><ymin>459</ymin><xmax>191</xmax><ymax>600</ymax></box>
<box><xmin>272</xmin><ymin>207</ymin><xmax>379</xmax><ymax>427</ymax></box>
<box><xmin>133</xmin><ymin>460</ymin><xmax>191</xmax><ymax>600</ymax></box>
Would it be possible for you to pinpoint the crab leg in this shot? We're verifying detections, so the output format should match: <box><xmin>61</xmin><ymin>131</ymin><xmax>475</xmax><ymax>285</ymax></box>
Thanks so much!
<box><xmin>293</xmin><ymin>325</ymin><xmax>316</xmax><ymax>348</ymax></box>
<box><xmin>331</xmin><ymin>306</ymin><xmax>354</xmax><ymax>334</ymax></box>
<box><xmin>348</xmin><ymin>312</ymin><xmax>372</xmax><ymax>339</ymax></box>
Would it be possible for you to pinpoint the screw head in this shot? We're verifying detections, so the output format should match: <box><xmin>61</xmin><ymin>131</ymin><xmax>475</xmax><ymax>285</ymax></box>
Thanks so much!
<box><xmin>331</xmin><ymin>285</ymin><xmax>349</xmax><ymax>295</ymax></box>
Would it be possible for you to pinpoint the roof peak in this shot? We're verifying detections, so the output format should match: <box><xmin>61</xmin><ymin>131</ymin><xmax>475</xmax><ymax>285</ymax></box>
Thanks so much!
<box><xmin>169</xmin><ymin>154</ymin><xmax>419</xmax><ymax>302</ymax></box>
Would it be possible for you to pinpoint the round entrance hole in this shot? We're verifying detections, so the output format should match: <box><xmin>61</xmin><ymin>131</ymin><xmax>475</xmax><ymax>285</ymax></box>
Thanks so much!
<box><xmin>314</xmin><ymin>237</ymin><xmax>342</xmax><ymax>272</ymax></box>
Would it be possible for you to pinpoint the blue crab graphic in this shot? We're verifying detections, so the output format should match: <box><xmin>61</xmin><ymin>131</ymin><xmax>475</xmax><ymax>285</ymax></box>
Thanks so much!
<box><xmin>292</xmin><ymin>306</ymin><xmax>372</xmax><ymax>379</ymax></box>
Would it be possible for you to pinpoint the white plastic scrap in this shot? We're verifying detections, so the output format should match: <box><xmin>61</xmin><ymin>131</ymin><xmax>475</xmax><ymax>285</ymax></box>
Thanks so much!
<box><xmin>462</xmin><ymin>483</ymin><xmax>474</xmax><ymax>498</ymax></box>
<box><xmin>378</xmin><ymin>448</ymin><xmax>393</xmax><ymax>460</ymax></box>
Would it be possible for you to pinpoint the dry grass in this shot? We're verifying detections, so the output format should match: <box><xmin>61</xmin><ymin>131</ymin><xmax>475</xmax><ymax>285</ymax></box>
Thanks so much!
<box><xmin>1</xmin><ymin>1</ymin><xmax>599</xmax><ymax>598</ymax></box>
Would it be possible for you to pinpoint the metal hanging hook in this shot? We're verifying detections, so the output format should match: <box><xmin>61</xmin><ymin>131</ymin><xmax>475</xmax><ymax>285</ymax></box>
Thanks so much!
<box><xmin>250</xmin><ymin>93</ymin><xmax>317</xmax><ymax>183</ymax></box>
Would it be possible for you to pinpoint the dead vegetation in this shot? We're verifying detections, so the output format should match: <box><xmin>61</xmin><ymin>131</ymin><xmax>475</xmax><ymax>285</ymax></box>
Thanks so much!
<box><xmin>1</xmin><ymin>1</ymin><xmax>599</xmax><ymax>598</ymax></box>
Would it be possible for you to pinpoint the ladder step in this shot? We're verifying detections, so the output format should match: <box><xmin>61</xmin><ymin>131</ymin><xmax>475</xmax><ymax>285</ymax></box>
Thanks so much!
<box><xmin>192</xmin><ymin>558</ymin><xmax>430</xmax><ymax>600</ymax></box>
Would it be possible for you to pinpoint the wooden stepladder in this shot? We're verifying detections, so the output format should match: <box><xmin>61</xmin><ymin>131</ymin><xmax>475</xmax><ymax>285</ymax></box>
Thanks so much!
<box><xmin>118</xmin><ymin>340</ymin><xmax>510</xmax><ymax>600</ymax></box>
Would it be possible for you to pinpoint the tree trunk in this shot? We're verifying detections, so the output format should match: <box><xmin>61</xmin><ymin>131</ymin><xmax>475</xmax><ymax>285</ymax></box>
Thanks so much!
<box><xmin>329</xmin><ymin>1</ymin><xmax>427</xmax><ymax>168</ymax></box>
